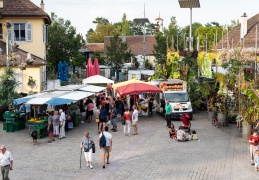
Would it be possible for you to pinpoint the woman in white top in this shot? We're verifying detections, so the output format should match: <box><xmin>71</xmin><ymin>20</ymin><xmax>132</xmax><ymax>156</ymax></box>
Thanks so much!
<box><xmin>132</xmin><ymin>105</ymin><xmax>139</xmax><ymax>135</ymax></box>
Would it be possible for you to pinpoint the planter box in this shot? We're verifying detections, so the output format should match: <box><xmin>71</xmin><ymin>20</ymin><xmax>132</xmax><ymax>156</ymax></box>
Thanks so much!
<box><xmin>242</xmin><ymin>123</ymin><xmax>252</xmax><ymax>140</ymax></box>
<box><xmin>217</xmin><ymin>113</ymin><xmax>227</xmax><ymax>127</ymax></box>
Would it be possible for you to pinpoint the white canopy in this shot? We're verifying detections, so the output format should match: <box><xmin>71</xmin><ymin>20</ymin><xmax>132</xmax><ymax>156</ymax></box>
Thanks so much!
<box><xmin>26</xmin><ymin>91</ymin><xmax>70</xmax><ymax>105</ymax></box>
<box><xmin>79</xmin><ymin>85</ymin><xmax>105</xmax><ymax>93</ymax></box>
<box><xmin>58</xmin><ymin>91</ymin><xmax>94</xmax><ymax>101</ymax></box>
<box><xmin>82</xmin><ymin>75</ymin><xmax>114</xmax><ymax>84</ymax></box>
<box><xmin>26</xmin><ymin>98</ymin><xmax>52</xmax><ymax>105</ymax></box>
<box><xmin>54</xmin><ymin>85</ymin><xmax>86</xmax><ymax>91</ymax></box>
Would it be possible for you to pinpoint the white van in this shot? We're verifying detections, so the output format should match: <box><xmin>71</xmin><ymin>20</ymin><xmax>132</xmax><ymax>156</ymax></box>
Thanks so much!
<box><xmin>150</xmin><ymin>79</ymin><xmax>193</xmax><ymax>120</ymax></box>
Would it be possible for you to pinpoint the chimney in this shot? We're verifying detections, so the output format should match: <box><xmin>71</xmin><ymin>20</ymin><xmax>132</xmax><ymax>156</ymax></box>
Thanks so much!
<box><xmin>40</xmin><ymin>0</ymin><xmax>45</xmax><ymax>11</ymax></box>
<box><xmin>0</xmin><ymin>0</ymin><xmax>3</xmax><ymax>8</ymax></box>
<box><xmin>240</xmin><ymin>12</ymin><xmax>248</xmax><ymax>39</ymax></box>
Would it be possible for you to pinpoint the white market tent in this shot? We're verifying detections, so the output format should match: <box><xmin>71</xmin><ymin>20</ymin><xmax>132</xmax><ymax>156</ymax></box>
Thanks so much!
<box><xmin>45</xmin><ymin>91</ymin><xmax>94</xmax><ymax>105</ymax></box>
<box><xmin>54</xmin><ymin>85</ymin><xmax>86</xmax><ymax>91</ymax></box>
<box><xmin>26</xmin><ymin>91</ymin><xmax>70</xmax><ymax>105</ymax></box>
<box><xmin>13</xmin><ymin>92</ymin><xmax>49</xmax><ymax>105</ymax></box>
<box><xmin>79</xmin><ymin>85</ymin><xmax>105</xmax><ymax>93</ymax></box>
<box><xmin>82</xmin><ymin>75</ymin><xmax>114</xmax><ymax>84</ymax></box>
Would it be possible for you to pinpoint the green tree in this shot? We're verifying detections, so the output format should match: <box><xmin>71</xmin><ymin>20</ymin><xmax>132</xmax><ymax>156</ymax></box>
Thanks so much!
<box><xmin>47</xmin><ymin>13</ymin><xmax>84</xmax><ymax>73</ymax></box>
<box><xmin>153</xmin><ymin>31</ymin><xmax>167</xmax><ymax>65</ymax></box>
<box><xmin>194</xmin><ymin>25</ymin><xmax>222</xmax><ymax>51</ymax></box>
<box><xmin>0</xmin><ymin>68</ymin><xmax>21</xmax><ymax>106</ymax></box>
<box><xmin>105</xmin><ymin>35</ymin><xmax>132</xmax><ymax>80</ymax></box>
<box><xmin>92</xmin><ymin>17</ymin><xmax>110</xmax><ymax>25</ymax></box>
<box><xmin>87</xmin><ymin>23</ymin><xmax>117</xmax><ymax>43</ymax></box>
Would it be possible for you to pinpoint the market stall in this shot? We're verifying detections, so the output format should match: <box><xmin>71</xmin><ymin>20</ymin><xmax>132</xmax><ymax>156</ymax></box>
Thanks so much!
<box><xmin>3</xmin><ymin>111</ymin><xmax>26</xmax><ymax>132</ymax></box>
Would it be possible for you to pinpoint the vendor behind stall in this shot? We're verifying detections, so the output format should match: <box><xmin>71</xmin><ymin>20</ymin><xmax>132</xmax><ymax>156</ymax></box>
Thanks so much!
<box><xmin>19</xmin><ymin>103</ymin><xmax>26</xmax><ymax>113</ymax></box>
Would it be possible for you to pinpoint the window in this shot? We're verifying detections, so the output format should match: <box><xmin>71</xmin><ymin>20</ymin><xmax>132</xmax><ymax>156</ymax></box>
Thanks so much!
<box><xmin>12</xmin><ymin>23</ymin><xmax>32</xmax><ymax>42</ymax></box>
<box><xmin>43</xmin><ymin>25</ymin><xmax>47</xmax><ymax>42</ymax></box>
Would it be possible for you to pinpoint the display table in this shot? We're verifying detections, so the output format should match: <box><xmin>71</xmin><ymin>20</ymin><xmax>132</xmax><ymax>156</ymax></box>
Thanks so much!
<box><xmin>26</xmin><ymin>117</ymin><xmax>48</xmax><ymax>133</ymax></box>
<box><xmin>137</xmin><ymin>105</ymin><xmax>149</xmax><ymax>116</ymax></box>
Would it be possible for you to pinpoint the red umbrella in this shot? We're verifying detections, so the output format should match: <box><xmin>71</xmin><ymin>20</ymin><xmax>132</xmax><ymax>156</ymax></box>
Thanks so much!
<box><xmin>87</xmin><ymin>58</ymin><xmax>95</xmax><ymax>77</ymax></box>
<box><xmin>94</xmin><ymin>58</ymin><xmax>100</xmax><ymax>75</ymax></box>
<box><xmin>116</xmin><ymin>83</ymin><xmax>163</xmax><ymax>96</ymax></box>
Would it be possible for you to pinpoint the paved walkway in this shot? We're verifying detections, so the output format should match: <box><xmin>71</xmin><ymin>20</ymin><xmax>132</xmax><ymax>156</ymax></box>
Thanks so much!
<box><xmin>0</xmin><ymin>111</ymin><xmax>257</xmax><ymax>180</ymax></box>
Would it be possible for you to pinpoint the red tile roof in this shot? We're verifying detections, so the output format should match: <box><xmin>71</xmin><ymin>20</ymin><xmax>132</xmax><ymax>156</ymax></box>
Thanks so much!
<box><xmin>0</xmin><ymin>41</ymin><xmax>45</xmax><ymax>66</ymax></box>
<box><xmin>217</xmin><ymin>13</ymin><xmax>259</xmax><ymax>49</ymax></box>
<box><xmin>104</xmin><ymin>35</ymin><xmax>156</xmax><ymax>55</ymax></box>
<box><xmin>0</xmin><ymin>0</ymin><xmax>51</xmax><ymax>24</ymax></box>
<box><xmin>81</xmin><ymin>43</ymin><xmax>104</xmax><ymax>52</ymax></box>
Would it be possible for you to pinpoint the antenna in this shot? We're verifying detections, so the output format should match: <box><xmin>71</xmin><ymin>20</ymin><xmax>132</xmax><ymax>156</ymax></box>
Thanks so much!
<box><xmin>144</xmin><ymin>4</ymin><xmax>145</xmax><ymax>18</ymax></box>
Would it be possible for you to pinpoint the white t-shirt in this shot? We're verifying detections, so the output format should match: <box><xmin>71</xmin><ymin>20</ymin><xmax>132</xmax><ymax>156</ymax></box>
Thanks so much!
<box><xmin>59</xmin><ymin>112</ymin><xmax>66</xmax><ymax>122</ymax></box>
<box><xmin>0</xmin><ymin>151</ymin><xmax>13</xmax><ymax>166</ymax></box>
<box><xmin>132</xmin><ymin>109</ymin><xmax>139</xmax><ymax>121</ymax></box>
<box><xmin>177</xmin><ymin>130</ymin><xmax>185</xmax><ymax>140</ymax></box>
<box><xmin>99</xmin><ymin>131</ymin><xmax>112</xmax><ymax>146</ymax></box>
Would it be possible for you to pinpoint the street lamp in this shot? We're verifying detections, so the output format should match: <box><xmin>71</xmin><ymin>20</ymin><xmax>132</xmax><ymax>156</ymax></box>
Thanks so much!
<box><xmin>178</xmin><ymin>0</ymin><xmax>200</xmax><ymax>51</ymax></box>
<box><xmin>134</xmin><ymin>18</ymin><xmax>149</xmax><ymax>69</ymax></box>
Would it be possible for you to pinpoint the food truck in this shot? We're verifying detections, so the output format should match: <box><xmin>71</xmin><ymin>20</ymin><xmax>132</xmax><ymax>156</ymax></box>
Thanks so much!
<box><xmin>150</xmin><ymin>79</ymin><xmax>193</xmax><ymax>119</ymax></box>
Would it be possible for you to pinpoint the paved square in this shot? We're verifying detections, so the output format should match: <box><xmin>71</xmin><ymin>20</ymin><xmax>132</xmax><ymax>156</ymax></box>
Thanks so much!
<box><xmin>0</xmin><ymin>112</ymin><xmax>257</xmax><ymax>180</ymax></box>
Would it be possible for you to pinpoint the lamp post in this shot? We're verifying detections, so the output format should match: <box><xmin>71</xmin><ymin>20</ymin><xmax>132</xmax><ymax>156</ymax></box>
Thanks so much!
<box><xmin>178</xmin><ymin>0</ymin><xmax>200</xmax><ymax>51</ymax></box>
<box><xmin>5</xmin><ymin>22</ymin><xmax>12</xmax><ymax>69</ymax></box>
<box><xmin>134</xmin><ymin>18</ymin><xmax>150</xmax><ymax>69</ymax></box>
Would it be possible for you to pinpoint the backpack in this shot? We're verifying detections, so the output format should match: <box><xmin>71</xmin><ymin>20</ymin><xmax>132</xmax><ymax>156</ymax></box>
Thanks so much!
<box><xmin>100</xmin><ymin>132</ymin><xmax>106</xmax><ymax>147</ymax></box>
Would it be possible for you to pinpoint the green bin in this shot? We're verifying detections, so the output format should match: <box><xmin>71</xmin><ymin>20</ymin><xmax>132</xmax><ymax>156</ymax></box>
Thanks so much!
<box><xmin>13</xmin><ymin>122</ymin><xmax>19</xmax><ymax>131</ymax></box>
<box><xmin>6</xmin><ymin>122</ymin><xmax>14</xmax><ymax>132</ymax></box>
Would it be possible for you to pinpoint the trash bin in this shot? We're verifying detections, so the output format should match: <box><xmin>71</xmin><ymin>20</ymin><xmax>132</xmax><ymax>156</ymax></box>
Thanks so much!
<box><xmin>6</xmin><ymin>122</ymin><xmax>14</xmax><ymax>132</ymax></box>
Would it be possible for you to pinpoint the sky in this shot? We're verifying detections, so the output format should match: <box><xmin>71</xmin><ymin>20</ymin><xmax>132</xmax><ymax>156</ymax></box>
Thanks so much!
<box><xmin>31</xmin><ymin>0</ymin><xmax>259</xmax><ymax>37</ymax></box>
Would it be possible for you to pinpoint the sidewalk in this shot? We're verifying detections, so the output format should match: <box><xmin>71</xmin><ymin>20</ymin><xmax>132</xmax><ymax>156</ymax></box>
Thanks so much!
<box><xmin>0</xmin><ymin>111</ymin><xmax>257</xmax><ymax>180</ymax></box>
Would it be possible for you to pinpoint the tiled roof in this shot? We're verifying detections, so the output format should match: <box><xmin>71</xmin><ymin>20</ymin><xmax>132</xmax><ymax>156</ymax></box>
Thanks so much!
<box><xmin>217</xmin><ymin>13</ymin><xmax>259</xmax><ymax>49</ymax></box>
<box><xmin>0</xmin><ymin>41</ymin><xmax>45</xmax><ymax>66</ymax></box>
<box><xmin>81</xmin><ymin>43</ymin><xmax>104</xmax><ymax>52</ymax></box>
<box><xmin>104</xmin><ymin>35</ymin><xmax>156</xmax><ymax>55</ymax></box>
<box><xmin>0</xmin><ymin>0</ymin><xmax>51</xmax><ymax>24</ymax></box>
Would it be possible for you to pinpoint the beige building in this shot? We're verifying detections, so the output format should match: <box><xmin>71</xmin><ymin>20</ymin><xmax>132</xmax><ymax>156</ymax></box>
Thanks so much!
<box><xmin>0</xmin><ymin>0</ymin><xmax>51</xmax><ymax>93</ymax></box>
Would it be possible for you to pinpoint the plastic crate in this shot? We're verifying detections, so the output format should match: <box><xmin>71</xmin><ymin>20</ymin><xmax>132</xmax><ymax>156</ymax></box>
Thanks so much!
<box><xmin>33</xmin><ymin>125</ymin><xmax>47</xmax><ymax>139</ymax></box>
<box><xmin>3</xmin><ymin>122</ymin><xmax>7</xmax><ymax>130</ymax></box>
<box><xmin>6</xmin><ymin>122</ymin><xmax>14</xmax><ymax>132</ymax></box>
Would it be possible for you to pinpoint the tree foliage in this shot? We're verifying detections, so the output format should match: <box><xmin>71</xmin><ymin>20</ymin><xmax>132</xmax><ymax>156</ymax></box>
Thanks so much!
<box><xmin>47</xmin><ymin>13</ymin><xmax>85</xmax><ymax>73</ymax></box>
<box><xmin>105</xmin><ymin>35</ymin><xmax>132</xmax><ymax>80</ymax></box>
<box><xmin>0</xmin><ymin>68</ymin><xmax>21</xmax><ymax>106</ymax></box>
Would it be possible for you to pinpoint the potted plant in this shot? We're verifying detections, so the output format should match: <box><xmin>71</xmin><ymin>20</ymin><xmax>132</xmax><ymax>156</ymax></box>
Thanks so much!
<box><xmin>19</xmin><ymin>63</ymin><xmax>27</xmax><ymax>70</ymax></box>
<box><xmin>27</xmin><ymin>76</ymin><xmax>36</xmax><ymax>92</ymax></box>
<box><xmin>240</xmin><ymin>89</ymin><xmax>259</xmax><ymax>139</ymax></box>
<box><xmin>215</xmin><ymin>94</ymin><xmax>228</xmax><ymax>126</ymax></box>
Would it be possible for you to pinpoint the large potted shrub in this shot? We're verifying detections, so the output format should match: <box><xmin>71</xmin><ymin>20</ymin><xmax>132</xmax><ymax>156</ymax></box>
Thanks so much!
<box><xmin>241</xmin><ymin>89</ymin><xmax>259</xmax><ymax>139</ymax></box>
<box><xmin>0</xmin><ymin>68</ymin><xmax>21</xmax><ymax>121</ymax></box>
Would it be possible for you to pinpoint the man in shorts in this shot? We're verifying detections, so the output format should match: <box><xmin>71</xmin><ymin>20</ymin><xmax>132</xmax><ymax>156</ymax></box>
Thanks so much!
<box><xmin>99</xmin><ymin>126</ymin><xmax>112</xmax><ymax>169</ymax></box>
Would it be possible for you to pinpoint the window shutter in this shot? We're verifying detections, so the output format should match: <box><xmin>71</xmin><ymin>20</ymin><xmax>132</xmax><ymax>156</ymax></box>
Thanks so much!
<box><xmin>8</xmin><ymin>27</ymin><xmax>14</xmax><ymax>42</ymax></box>
<box><xmin>43</xmin><ymin>25</ymin><xmax>46</xmax><ymax>42</ymax></box>
<box><xmin>26</xmin><ymin>23</ymin><xmax>32</xmax><ymax>41</ymax></box>
<box><xmin>14</xmin><ymin>70</ymin><xmax>23</xmax><ymax>90</ymax></box>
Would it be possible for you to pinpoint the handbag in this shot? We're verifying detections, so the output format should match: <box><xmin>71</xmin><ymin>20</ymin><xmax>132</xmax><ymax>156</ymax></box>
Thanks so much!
<box><xmin>92</xmin><ymin>143</ymin><xmax>95</xmax><ymax>153</ymax></box>
<box><xmin>95</xmin><ymin>118</ymin><xmax>99</xmax><ymax>123</ymax></box>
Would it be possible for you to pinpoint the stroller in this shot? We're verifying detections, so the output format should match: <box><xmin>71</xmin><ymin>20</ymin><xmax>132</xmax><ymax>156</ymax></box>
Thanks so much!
<box><xmin>180</xmin><ymin>113</ymin><xmax>191</xmax><ymax>133</ymax></box>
